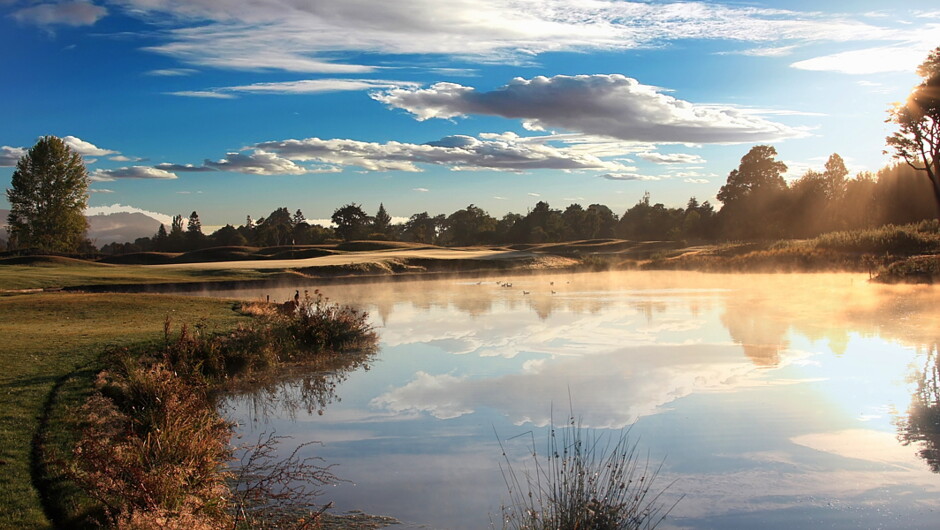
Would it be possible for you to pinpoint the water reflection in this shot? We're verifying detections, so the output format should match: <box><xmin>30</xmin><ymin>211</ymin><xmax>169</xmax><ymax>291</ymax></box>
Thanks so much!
<box><xmin>898</xmin><ymin>345</ymin><xmax>940</xmax><ymax>473</ymax></box>
<box><xmin>205</xmin><ymin>272</ymin><xmax>940</xmax><ymax>528</ymax></box>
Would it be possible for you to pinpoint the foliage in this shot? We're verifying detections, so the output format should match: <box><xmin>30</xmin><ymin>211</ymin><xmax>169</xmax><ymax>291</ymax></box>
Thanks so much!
<box><xmin>6</xmin><ymin>135</ymin><xmax>89</xmax><ymax>252</ymax></box>
<box><xmin>886</xmin><ymin>45</ymin><xmax>940</xmax><ymax>215</ymax></box>
<box><xmin>498</xmin><ymin>415</ymin><xmax>678</xmax><ymax>530</ymax></box>
<box><xmin>331</xmin><ymin>203</ymin><xmax>371</xmax><ymax>241</ymax></box>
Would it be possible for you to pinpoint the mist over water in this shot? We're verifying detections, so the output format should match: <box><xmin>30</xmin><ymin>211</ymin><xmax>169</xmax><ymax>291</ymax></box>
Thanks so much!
<box><xmin>210</xmin><ymin>271</ymin><xmax>940</xmax><ymax>529</ymax></box>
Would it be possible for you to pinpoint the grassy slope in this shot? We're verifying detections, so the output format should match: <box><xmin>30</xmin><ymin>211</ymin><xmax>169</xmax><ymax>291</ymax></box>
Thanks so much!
<box><xmin>0</xmin><ymin>293</ymin><xmax>250</xmax><ymax>528</ymax></box>
<box><xmin>0</xmin><ymin>260</ymin><xmax>277</xmax><ymax>291</ymax></box>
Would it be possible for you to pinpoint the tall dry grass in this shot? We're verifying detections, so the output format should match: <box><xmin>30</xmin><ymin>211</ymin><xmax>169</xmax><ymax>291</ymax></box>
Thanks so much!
<box><xmin>499</xmin><ymin>415</ymin><xmax>680</xmax><ymax>530</ymax></box>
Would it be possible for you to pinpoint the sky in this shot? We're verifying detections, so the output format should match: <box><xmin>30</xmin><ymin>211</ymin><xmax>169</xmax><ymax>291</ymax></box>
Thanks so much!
<box><xmin>1</xmin><ymin>0</ymin><xmax>938</xmax><ymax>229</ymax></box>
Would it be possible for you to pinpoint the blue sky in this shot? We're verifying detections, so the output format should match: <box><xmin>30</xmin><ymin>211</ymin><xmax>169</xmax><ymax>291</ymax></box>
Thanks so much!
<box><xmin>1</xmin><ymin>1</ymin><xmax>938</xmax><ymax>228</ymax></box>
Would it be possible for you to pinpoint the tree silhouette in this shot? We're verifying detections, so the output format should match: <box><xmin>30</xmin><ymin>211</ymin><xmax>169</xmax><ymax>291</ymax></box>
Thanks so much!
<box><xmin>6</xmin><ymin>135</ymin><xmax>89</xmax><ymax>252</ymax></box>
<box><xmin>331</xmin><ymin>203</ymin><xmax>370</xmax><ymax>241</ymax></box>
<box><xmin>886</xmin><ymin>46</ymin><xmax>940</xmax><ymax>217</ymax></box>
<box><xmin>897</xmin><ymin>346</ymin><xmax>940</xmax><ymax>473</ymax></box>
<box><xmin>717</xmin><ymin>145</ymin><xmax>788</xmax><ymax>239</ymax></box>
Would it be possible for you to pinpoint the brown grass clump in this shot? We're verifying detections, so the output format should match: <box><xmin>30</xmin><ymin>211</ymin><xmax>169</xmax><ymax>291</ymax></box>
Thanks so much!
<box><xmin>67</xmin><ymin>363</ymin><xmax>233</xmax><ymax>528</ymax></box>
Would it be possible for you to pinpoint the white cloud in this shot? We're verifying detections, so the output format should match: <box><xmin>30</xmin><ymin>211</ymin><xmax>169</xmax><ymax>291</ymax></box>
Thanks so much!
<box><xmin>89</xmin><ymin>188</ymin><xmax>115</xmax><ymax>193</ymax></box>
<box><xmin>124</xmin><ymin>0</ymin><xmax>899</xmax><ymax>73</ymax></box>
<box><xmin>62</xmin><ymin>135</ymin><xmax>117</xmax><ymax>156</ymax></box>
<box><xmin>527</xmin><ymin>192</ymin><xmax>541</xmax><ymax>197</ymax></box>
<box><xmin>204</xmin><ymin>150</ymin><xmax>308</xmax><ymax>175</ymax></box>
<box><xmin>251</xmin><ymin>132</ymin><xmax>628</xmax><ymax>173</ymax></box>
<box><xmin>684</xmin><ymin>178</ymin><xmax>710</xmax><ymax>184</ymax></box>
<box><xmin>0</xmin><ymin>146</ymin><xmax>26</xmax><ymax>166</ymax></box>
<box><xmin>374</xmin><ymin>75</ymin><xmax>805</xmax><ymax>143</ymax></box>
<box><xmin>413</xmin><ymin>187</ymin><xmax>429</xmax><ymax>192</ymax></box>
<box><xmin>638</xmin><ymin>152</ymin><xmax>706</xmax><ymax>164</ymax></box>
<box><xmin>85</xmin><ymin>204</ymin><xmax>173</xmax><ymax>226</ymax></box>
<box><xmin>12</xmin><ymin>1</ymin><xmax>106</xmax><ymax>27</ymax></box>
<box><xmin>109</xmin><ymin>155</ymin><xmax>144</xmax><ymax>162</ymax></box>
<box><xmin>90</xmin><ymin>166</ymin><xmax>178</xmax><ymax>181</ymax></box>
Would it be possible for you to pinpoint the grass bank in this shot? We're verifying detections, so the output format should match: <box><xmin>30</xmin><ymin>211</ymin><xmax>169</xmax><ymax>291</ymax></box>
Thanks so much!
<box><xmin>0</xmin><ymin>293</ymin><xmax>250</xmax><ymax>528</ymax></box>
<box><xmin>57</xmin><ymin>291</ymin><xmax>377</xmax><ymax>528</ymax></box>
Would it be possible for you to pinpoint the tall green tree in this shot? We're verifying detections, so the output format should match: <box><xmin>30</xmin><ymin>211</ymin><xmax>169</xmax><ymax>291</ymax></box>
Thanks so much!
<box><xmin>886</xmin><ymin>45</ymin><xmax>940</xmax><ymax>216</ymax></box>
<box><xmin>5</xmin><ymin>135</ymin><xmax>89</xmax><ymax>252</ymax></box>
<box><xmin>717</xmin><ymin>145</ymin><xmax>789</xmax><ymax>239</ymax></box>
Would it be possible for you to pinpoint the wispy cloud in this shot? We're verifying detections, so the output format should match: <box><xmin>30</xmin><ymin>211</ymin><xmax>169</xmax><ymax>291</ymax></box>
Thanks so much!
<box><xmin>168</xmin><ymin>78</ymin><xmax>420</xmax><ymax>98</ymax></box>
<box><xmin>719</xmin><ymin>45</ymin><xmax>797</xmax><ymax>57</ymax></box>
<box><xmin>12</xmin><ymin>1</ymin><xmax>106</xmax><ymax>27</ymax></box>
<box><xmin>638</xmin><ymin>152</ymin><xmax>706</xmax><ymax>164</ymax></box>
<box><xmin>146</xmin><ymin>68</ymin><xmax>198</xmax><ymax>76</ymax></box>
<box><xmin>90</xmin><ymin>166</ymin><xmax>178</xmax><ymax>181</ymax></box>
<box><xmin>600</xmin><ymin>172</ymin><xmax>662</xmax><ymax>181</ymax></box>
<box><xmin>413</xmin><ymin>187</ymin><xmax>430</xmax><ymax>192</ymax></box>
<box><xmin>124</xmin><ymin>0</ymin><xmax>899</xmax><ymax>74</ymax></box>
<box><xmin>374</xmin><ymin>75</ymin><xmax>806</xmax><ymax>143</ymax></box>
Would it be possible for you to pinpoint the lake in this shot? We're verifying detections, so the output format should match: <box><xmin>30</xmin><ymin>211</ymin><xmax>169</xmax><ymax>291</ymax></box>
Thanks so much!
<box><xmin>211</xmin><ymin>271</ymin><xmax>940</xmax><ymax>529</ymax></box>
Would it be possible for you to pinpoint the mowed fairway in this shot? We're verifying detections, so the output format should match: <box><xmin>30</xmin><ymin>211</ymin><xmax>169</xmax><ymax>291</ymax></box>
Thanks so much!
<box><xmin>0</xmin><ymin>293</ymin><xmax>249</xmax><ymax>528</ymax></box>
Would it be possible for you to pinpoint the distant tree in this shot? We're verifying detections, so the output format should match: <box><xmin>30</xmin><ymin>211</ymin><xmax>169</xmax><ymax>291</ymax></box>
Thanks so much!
<box><xmin>562</xmin><ymin>204</ymin><xmax>588</xmax><ymax>240</ymax></box>
<box><xmin>186</xmin><ymin>211</ymin><xmax>206</xmax><ymax>249</ymax></box>
<box><xmin>886</xmin><ymin>46</ymin><xmax>940</xmax><ymax>216</ymax></box>
<box><xmin>717</xmin><ymin>145</ymin><xmax>789</xmax><ymax>239</ymax></box>
<box><xmin>823</xmin><ymin>153</ymin><xmax>849</xmax><ymax>201</ymax></box>
<box><xmin>166</xmin><ymin>214</ymin><xmax>186</xmax><ymax>252</ymax></box>
<box><xmin>331</xmin><ymin>203</ymin><xmax>371</xmax><ymax>241</ymax></box>
<box><xmin>255</xmin><ymin>207</ymin><xmax>292</xmax><ymax>246</ymax></box>
<box><xmin>372</xmin><ymin>203</ymin><xmax>392</xmax><ymax>237</ymax></box>
<box><xmin>403</xmin><ymin>212</ymin><xmax>438</xmax><ymax>244</ymax></box>
<box><xmin>211</xmin><ymin>224</ymin><xmax>248</xmax><ymax>247</ymax></box>
<box><xmin>153</xmin><ymin>224</ymin><xmax>168</xmax><ymax>251</ymax></box>
<box><xmin>6</xmin><ymin>135</ymin><xmax>89</xmax><ymax>252</ymax></box>
<box><xmin>441</xmin><ymin>204</ymin><xmax>497</xmax><ymax>246</ymax></box>
<box><xmin>584</xmin><ymin>204</ymin><xmax>618</xmax><ymax>239</ymax></box>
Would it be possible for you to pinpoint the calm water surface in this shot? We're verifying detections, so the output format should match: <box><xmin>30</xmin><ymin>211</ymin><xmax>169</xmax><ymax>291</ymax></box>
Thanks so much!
<box><xmin>210</xmin><ymin>271</ymin><xmax>940</xmax><ymax>529</ymax></box>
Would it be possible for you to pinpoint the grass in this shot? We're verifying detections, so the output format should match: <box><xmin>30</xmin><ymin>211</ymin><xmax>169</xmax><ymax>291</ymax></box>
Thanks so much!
<box><xmin>498</xmin><ymin>415</ymin><xmax>679</xmax><ymax>530</ymax></box>
<box><xmin>0</xmin><ymin>293</ymin><xmax>250</xmax><ymax>528</ymax></box>
<box><xmin>54</xmin><ymin>291</ymin><xmax>377</xmax><ymax>528</ymax></box>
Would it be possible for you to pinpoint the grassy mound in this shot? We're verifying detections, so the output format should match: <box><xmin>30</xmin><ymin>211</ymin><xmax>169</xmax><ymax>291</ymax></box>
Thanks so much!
<box><xmin>0</xmin><ymin>255</ymin><xmax>105</xmax><ymax>267</ymax></box>
<box><xmin>97</xmin><ymin>252</ymin><xmax>179</xmax><ymax>265</ymax></box>
<box><xmin>335</xmin><ymin>240</ymin><xmax>437</xmax><ymax>252</ymax></box>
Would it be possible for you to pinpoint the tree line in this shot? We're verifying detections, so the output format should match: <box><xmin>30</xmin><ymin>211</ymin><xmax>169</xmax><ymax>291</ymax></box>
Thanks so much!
<box><xmin>89</xmin><ymin>151</ymin><xmax>936</xmax><ymax>256</ymax></box>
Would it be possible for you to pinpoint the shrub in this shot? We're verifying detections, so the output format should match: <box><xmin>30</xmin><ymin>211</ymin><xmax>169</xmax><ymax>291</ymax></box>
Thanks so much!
<box><xmin>498</xmin><ymin>415</ymin><xmax>679</xmax><ymax>530</ymax></box>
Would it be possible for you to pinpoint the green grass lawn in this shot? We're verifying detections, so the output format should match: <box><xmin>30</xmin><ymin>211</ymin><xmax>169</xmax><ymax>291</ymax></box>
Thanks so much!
<box><xmin>0</xmin><ymin>293</ymin><xmax>250</xmax><ymax>528</ymax></box>
<box><xmin>0</xmin><ymin>259</ymin><xmax>283</xmax><ymax>291</ymax></box>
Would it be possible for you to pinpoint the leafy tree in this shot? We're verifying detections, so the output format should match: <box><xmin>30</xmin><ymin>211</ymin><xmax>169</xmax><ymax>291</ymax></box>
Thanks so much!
<box><xmin>6</xmin><ymin>135</ymin><xmax>89</xmax><ymax>252</ymax></box>
<box><xmin>331</xmin><ymin>203</ymin><xmax>371</xmax><ymax>241</ymax></box>
<box><xmin>210</xmin><ymin>224</ymin><xmax>248</xmax><ymax>247</ymax></box>
<box><xmin>717</xmin><ymin>145</ymin><xmax>787</xmax><ymax>206</ymax></box>
<box><xmin>823</xmin><ymin>153</ymin><xmax>848</xmax><ymax>201</ymax></box>
<box><xmin>441</xmin><ymin>204</ymin><xmax>497</xmax><ymax>246</ymax></box>
<box><xmin>255</xmin><ymin>207</ymin><xmax>292</xmax><ymax>246</ymax></box>
<box><xmin>886</xmin><ymin>46</ymin><xmax>940</xmax><ymax>216</ymax></box>
<box><xmin>717</xmin><ymin>145</ymin><xmax>789</xmax><ymax>239</ymax></box>
<box><xmin>403</xmin><ymin>212</ymin><xmax>438</xmax><ymax>244</ymax></box>
<box><xmin>166</xmin><ymin>214</ymin><xmax>186</xmax><ymax>252</ymax></box>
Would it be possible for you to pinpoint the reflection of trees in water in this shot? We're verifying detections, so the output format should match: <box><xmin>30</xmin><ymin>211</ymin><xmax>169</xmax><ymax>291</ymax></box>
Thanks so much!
<box><xmin>720</xmin><ymin>297</ymin><xmax>788</xmax><ymax>367</ymax></box>
<box><xmin>222</xmin><ymin>349</ymin><xmax>376</xmax><ymax>424</ymax></box>
<box><xmin>897</xmin><ymin>344</ymin><xmax>940</xmax><ymax>473</ymax></box>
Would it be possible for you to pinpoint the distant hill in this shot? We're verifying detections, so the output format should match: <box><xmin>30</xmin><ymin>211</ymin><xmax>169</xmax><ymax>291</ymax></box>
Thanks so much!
<box><xmin>0</xmin><ymin>209</ymin><xmax>163</xmax><ymax>246</ymax></box>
